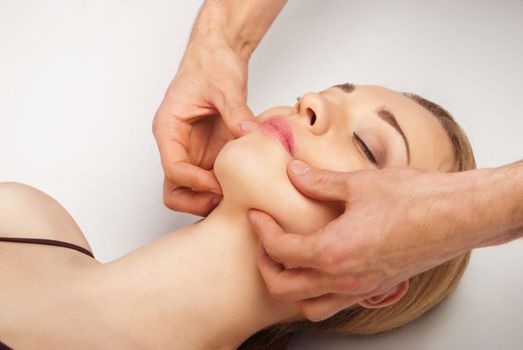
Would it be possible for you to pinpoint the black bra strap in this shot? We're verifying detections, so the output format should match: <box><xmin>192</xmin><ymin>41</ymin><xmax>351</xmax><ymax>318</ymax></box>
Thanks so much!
<box><xmin>0</xmin><ymin>236</ymin><xmax>94</xmax><ymax>259</ymax></box>
<box><xmin>0</xmin><ymin>340</ymin><xmax>14</xmax><ymax>350</ymax></box>
<box><xmin>0</xmin><ymin>341</ymin><xmax>13</xmax><ymax>350</ymax></box>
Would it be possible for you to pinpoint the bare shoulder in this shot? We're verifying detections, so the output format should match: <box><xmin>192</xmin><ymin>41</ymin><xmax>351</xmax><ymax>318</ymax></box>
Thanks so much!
<box><xmin>0</xmin><ymin>182</ymin><xmax>94</xmax><ymax>256</ymax></box>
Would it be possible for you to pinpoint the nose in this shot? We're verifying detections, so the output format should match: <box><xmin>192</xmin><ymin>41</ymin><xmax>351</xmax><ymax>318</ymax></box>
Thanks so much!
<box><xmin>296</xmin><ymin>92</ymin><xmax>337</xmax><ymax>135</ymax></box>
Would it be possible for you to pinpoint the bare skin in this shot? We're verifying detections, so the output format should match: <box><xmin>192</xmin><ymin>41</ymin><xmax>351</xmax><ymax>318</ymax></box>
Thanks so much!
<box><xmin>153</xmin><ymin>0</ymin><xmax>287</xmax><ymax>216</ymax></box>
<box><xmin>250</xmin><ymin>159</ymin><xmax>523</xmax><ymax>320</ymax></box>
<box><xmin>1</xmin><ymin>85</ymin><xmax>456</xmax><ymax>349</ymax></box>
<box><xmin>160</xmin><ymin>0</ymin><xmax>523</xmax><ymax>323</ymax></box>
<box><xmin>0</xmin><ymin>182</ymin><xmax>300</xmax><ymax>350</ymax></box>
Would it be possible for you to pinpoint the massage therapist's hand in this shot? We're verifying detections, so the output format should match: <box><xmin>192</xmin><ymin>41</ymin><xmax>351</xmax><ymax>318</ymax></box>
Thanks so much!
<box><xmin>153</xmin><ymin>36</ymin><xmax>257</xmax><ymax>216</ymax></box>
<box><xmin>249</xmin><ymin>159</ymin><xmax>523</xmax><ymax>321</ymax></box>
<box><xmin>152</xmin><ymin>0</ymin><xmax>287</xmax><ymax>216</ymax></box>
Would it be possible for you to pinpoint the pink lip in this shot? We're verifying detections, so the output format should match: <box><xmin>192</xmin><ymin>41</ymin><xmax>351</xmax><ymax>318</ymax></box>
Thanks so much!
<box><xmin>259</xmin><ymin>116</ymin><xmax>296</xmax><ymax>157</ymax></box>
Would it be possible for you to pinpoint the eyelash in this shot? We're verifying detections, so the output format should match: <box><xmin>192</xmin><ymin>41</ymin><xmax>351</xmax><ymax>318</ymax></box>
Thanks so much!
<box><xmin>295</xmin><ymin>99</ymin><xmax>377</xmax><ymax>165</ymax></box>
<box><xmin>353</xmin><ymin>132</ymin><xmax>377</xmax><ymax>165</ymax></box>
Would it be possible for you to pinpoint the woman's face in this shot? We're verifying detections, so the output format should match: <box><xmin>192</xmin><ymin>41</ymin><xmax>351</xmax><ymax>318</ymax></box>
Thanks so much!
<box><xmin>214</xmin><ymin>84</ymin><xmax>454</xmax><ymax>234</ymax></box>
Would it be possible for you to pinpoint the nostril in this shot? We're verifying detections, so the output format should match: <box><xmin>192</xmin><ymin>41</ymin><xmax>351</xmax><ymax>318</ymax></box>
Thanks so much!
<box><xmin>308</xmin><ymin>109</ymin><xmax>317</xmax><ymax>125</ymax></box>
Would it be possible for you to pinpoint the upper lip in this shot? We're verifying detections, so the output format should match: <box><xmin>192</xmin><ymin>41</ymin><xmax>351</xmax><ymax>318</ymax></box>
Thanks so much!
<box><xmin>259</xmin><ymin>116</ymin><xmax>296</xmax><ymax>157</ymax></box>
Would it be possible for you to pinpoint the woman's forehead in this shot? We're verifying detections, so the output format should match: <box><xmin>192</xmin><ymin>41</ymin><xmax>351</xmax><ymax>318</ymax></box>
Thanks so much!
<box><xmin>322</xmin><ymin>85</ymin><xmax>455</xmax><ymax>170</ymax></box>
<box><xmin>323</xmin><ymin>85</ymin><xmax>420</xmax><ymax>110</ymax></box>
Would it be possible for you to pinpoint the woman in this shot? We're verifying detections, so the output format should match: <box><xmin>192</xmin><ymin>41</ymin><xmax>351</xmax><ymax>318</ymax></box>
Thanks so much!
<box><xmin>0</xmin><ymin>83</ymin><xmax>475</xmax><ymax>350</ymax></box>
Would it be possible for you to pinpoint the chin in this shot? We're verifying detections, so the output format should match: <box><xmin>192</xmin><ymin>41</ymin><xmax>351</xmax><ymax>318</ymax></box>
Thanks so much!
<box><xmin>214</xmin><ymin>130</ymin><xmax>342</xmax><ymax>234</ymax></box>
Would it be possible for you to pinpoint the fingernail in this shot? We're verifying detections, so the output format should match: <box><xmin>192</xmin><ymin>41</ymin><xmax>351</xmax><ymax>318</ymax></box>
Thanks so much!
<box><xmin>290</xmin><ymin>160</ymin><xmax>310</xmax><ymax>174</ymax></box>
<box><xmin>210</xmin><ymin>188</ymin><xmax>222</xmax><ymax>195</ymax></box>
<box><xmin>241</xmin><ymin>120</ymin><xmax>259</xmax><ymax>133</ymax></box>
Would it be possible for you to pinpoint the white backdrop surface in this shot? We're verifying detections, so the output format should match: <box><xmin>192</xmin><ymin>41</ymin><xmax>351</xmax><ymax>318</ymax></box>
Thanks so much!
<box><xmin>0</xmin><ymin>1</ymin><xmax>522</xmax><ymax>349</ymax></box>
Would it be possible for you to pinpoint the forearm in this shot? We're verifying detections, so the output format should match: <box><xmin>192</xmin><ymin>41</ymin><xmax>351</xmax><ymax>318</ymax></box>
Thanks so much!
<box><xmin>189</xmin><ymin>0</ymin><xmax>287</xmax><ymax>60</ymax></box>
<box><xmin>447</xmin><ymin>159</ymin><xmax>523</xmax><ymax>250</ymax></box>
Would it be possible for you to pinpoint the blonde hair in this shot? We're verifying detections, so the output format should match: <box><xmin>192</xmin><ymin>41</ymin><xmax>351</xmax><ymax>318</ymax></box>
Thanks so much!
<box><xmin>238</xmin><ymin>90</ymin><xmax>476</xmax><ymax>350</ymax></box>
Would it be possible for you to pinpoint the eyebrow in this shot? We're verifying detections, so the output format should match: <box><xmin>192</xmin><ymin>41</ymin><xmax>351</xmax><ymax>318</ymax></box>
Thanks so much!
<box><xmin>332</xmin><ymin>83</ymin><xmax>411</xmax><ymax>165</ymax></box>
<box><xmin>376</xmin><ymin>108</ymin><xmax>411</xmax><ymax>165</ymax></box>
<box><xmin>331</xmin><ymin>83</ymin><xmax>355</xmax><ymax>94</ymax></box>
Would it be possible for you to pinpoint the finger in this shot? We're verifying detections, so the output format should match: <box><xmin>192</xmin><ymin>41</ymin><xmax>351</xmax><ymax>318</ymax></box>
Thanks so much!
<box><xmin>297</xmin><ymin>293</ymin><xmax>363</xmax><ymax>322</ymax></box>
<box><xmin>163</xmin><ymin>179</ymin><xmax>222</xmax><ymax>216</ymax></box>
<box><xmin>257</xmin><ymin>245</ymin><xmax>377</xmax><ymax>301</ymax></box>
<box><xmin>256</xmin><ymin>243</ymin><xmax>336</xmax><ymax>301</ymax></box>
<box><xmin>287</xmin><ymin>160</ymin><xmax>351</xmax><ymax>202</ymax></box>
<box><xmin>214</xmin><ymin>95</ymin><xmax>258</xmax><ymax>138</ymax></box>
<box><xmin>248</xmin><ymin>209</ymin><xmax>323</xmax><ymax>270</ymax></box>
<box><xmin>169</xmin><ymin>162</ymin><xmax>222</xmax><ymax>195</ymax></box>
<box><xmin>154</xmin><ymin>122</ymin><xmax>222</xmax><ymax>194</ymax></box>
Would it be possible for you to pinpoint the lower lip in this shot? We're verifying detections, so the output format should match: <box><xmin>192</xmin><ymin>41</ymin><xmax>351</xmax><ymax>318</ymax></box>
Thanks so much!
<box><xmin>260</xmin><ymin>117</ymin><xmax>296</xmax><ymax>156</ymax></box>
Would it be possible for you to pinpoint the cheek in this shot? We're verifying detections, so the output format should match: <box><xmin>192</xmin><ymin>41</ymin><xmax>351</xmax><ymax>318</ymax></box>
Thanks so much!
<box><xmin>301</xmin><ymin>140</ymin><xmax>360</xmax><ymax>174</ymax></box>
<box><xmin>214</xmin><ymin>131</ymin><xmax>342</xmax><ymax>234</ymax></box>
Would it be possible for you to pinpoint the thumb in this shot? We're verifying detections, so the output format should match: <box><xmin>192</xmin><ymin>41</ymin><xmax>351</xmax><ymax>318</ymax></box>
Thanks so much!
<box><xmin>287</xmin><ymin>160</ymin><xmax>351</xmax><ymax>202</ymax></box>
<box><xmin>215</xmin><ymin>97</ymin><xmax>258</xmax><ymax>138</ymax></box>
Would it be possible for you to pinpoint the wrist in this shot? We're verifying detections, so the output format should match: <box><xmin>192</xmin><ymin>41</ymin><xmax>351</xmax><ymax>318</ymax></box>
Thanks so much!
<box><xmin>189</xmin><ymin>2</ymin><xmax>255</xmax><ymax>62</ymax></box>
<box><xmin>450</xmin><ymin>167</ymin><xmax>497</xmax><ymax>249</ymax></box>
<box><xmin>407</xmin><ymin>169</ymin><xmax>480</xmax><ymax>258</ymax></box>
<box><xmin>189</xmin><ymin>31</ymin><xmax>252</xmax><ymax>64</ymax></box>
<box><xmin>188</xmin><ymin>0</ymin><xmax>286</xmax><ymax>62</ymax></box>
<box><xmin>441</xmin><ymin>163</ymin><xmax>523</xmax><ymax>250</ymax></box>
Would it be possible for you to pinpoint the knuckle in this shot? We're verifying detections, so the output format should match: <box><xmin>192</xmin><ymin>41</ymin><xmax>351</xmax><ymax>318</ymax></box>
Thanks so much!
<box><xmin>152</xmin><ymin>107</ymin><xmax>169</xmax><ymax>136</ymax></box>
<box><xmin>313</xmin><ymin>172</ymin><xmax>334</xmax><ymax>189</ymax></box>
<box><xmin>315</xmin><ymin>240</ymin><xmax>341</xmax><ymax>273</ymax></box>
<box><xmin>163</xmin><ymin>194</ymin><xmax>180</xmax><ymax>211</ymax></box>
<box><xmin>316</xmin><ymin>250</ymin><xmax>336</xmax><ymax>272</ymax></box>
<box><xmin>338</xmin><ymin>249</ymin><xmax>369</xmax><ymax>274</ymax></box>
<box><xmin>311</xmin><ymin>171</ymin><xmax>351</xmax><ymax>196</ymax></box>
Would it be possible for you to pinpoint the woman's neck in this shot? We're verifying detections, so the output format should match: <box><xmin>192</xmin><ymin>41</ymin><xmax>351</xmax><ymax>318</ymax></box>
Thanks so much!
<box><xmin>82</xmin><ymin>199</ymin><xmax>301</xmax><ymax>350</ymax></box>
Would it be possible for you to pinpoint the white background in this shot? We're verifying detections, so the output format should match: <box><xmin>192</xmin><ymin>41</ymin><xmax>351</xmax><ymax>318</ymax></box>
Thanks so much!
<box><xmin>0</xmin><ymin>1</ymin><xmax>522</xmax><ymax>349</ymax></box>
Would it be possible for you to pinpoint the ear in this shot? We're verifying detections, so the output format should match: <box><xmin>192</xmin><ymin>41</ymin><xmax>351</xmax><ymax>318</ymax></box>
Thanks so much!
<box><xmin>358</xmin><ymin>280</ymin><xmax>410</xmax><ymax>309</ymax></box>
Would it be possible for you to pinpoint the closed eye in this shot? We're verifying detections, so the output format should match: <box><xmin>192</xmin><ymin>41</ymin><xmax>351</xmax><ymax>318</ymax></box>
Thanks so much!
<box><xmin>353</xmin><ymin>132</ymin><xmax>377</xmax><ymax>165</ymax></box>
